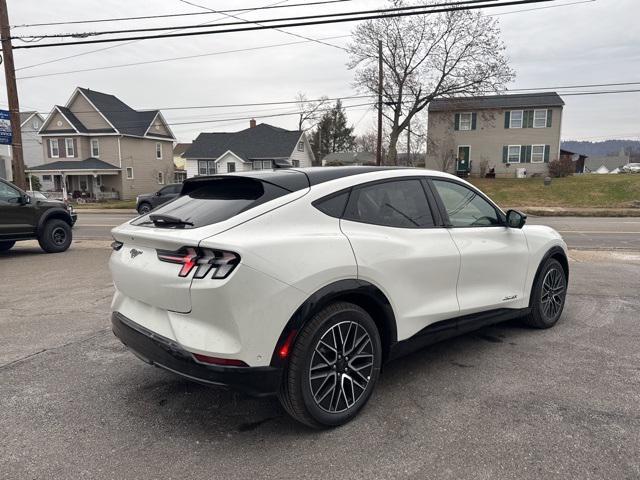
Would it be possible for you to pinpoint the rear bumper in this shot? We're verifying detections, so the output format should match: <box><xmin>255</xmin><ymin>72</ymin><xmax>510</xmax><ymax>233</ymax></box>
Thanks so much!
<box><xmin>111</xmin><ymin>312</ymin><xmax>282</xmax><ymax>397</ymax></box>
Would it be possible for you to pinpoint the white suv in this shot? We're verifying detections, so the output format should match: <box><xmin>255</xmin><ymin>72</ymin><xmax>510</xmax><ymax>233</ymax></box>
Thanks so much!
<box><xmin>110</xmin><ymin>167</ymin><xmax>568</xmax><ymax>427</ymax></box>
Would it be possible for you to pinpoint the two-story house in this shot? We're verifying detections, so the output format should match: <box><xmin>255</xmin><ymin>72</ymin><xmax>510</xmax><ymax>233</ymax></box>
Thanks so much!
<box><xmin>426</xmin><ymin>92</ymin><xmax>564</xmax><ymax>177</ymax></box>
<box><xmin>27</xmin><ymin>87</ymin><xmax>176</xmax><ymax>200</ymax></box>
<box><xmin>0</xmin><ymin>111</ymin><xmax>46</xmax><ymax>182</ymax></box>
<box><xmin>184</xmin><ymin>121</ymin><xmax>314</xmax><ymax>178</ymax></box>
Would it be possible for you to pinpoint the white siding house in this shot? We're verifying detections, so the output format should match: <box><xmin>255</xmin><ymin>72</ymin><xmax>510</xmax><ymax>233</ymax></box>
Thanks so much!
<box><xmin>184</xmin><ymin>122</ymin><xmax>314</xmax><ymax>178</ymax></box>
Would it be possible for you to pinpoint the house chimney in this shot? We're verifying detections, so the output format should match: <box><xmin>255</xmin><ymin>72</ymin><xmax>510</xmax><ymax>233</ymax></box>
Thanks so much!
<box><xmin>250</xmin><ymin>118</ymin><xmax>257</xmax><ymax>128</ymax></box>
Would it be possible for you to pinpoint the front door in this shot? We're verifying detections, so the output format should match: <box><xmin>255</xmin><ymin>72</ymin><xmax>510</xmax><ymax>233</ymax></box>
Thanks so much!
<box><xmin>457</xmin><ymin>146</ymin><xmax>470</xmax><ymax>173</ymax></box>
<box><xmin>0</xmin><ymin>181</ymin><xmax>35</xmax><ymax>239</ymax></box>
<box><xmin>430</xmin><ymin>178</ymin><xmax>529</xmax><ymax>314</ymax></box>
<box><xmin>339</xmin><ymin>178</ymin><xmax>460</xmax><ymax>340</ymax></box>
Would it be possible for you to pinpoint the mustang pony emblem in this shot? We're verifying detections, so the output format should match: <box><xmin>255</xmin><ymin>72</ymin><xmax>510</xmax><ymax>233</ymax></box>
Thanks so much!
<box><xmin>129</xmin><ymin>249</ymin><xmax>143</xmax><ymax>259</ymax></box>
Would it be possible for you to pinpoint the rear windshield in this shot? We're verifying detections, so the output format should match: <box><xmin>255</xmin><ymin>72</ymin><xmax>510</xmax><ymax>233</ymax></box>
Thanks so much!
<box><xmin>132</xmin><ymin>177</ymin><xmax>294</xmax><ymax>229</ymax></box>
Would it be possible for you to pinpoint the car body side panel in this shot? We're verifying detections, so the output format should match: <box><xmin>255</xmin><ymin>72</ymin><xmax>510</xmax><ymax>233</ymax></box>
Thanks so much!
<box><xmin>522</xmin><ymin>225</ymin><xmax>569</xmax><ymax>301</ymax></box>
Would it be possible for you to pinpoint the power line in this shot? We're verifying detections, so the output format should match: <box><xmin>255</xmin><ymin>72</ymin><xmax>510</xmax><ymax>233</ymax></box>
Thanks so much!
<box><xmin>13</xmin><ymin>0</ymin><xmax>504</xmax><ymax>41</ymax></box>
<box><xmin>14</xmin><ymin>0</ymin><xmax>291</xmax><ymax>71</ymax></box>
<box><xmin>508</xmin><ymin>81</ymin><xmax>640</xmax><ymax>92</ymax></box>
<box><xmin>10</xmin><ymin>0</ymin><xmax>357</xmax><ymax>28</ymax></box>
<box><xmin>15</xmin><ymin>35</ymin><xmax>351</xmax><ymax>80</ymax></box>
<box><xmin>11</xmin><ymin>0</ymin><xmax>557</xmax><ymax>50</ymax></box>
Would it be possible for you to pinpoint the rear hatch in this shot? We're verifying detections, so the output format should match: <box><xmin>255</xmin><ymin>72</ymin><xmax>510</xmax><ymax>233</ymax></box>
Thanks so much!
<box><xmin>110</xmin><ymin>172</ymin><xmax>310</xmax><ymax>313</ymax></box>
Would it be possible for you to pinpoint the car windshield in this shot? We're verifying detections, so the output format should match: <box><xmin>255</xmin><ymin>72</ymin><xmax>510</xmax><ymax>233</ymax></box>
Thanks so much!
<box><xmin>27</xmin><ymin>191</ymin><xmax>47</xmax><ymax>200</ymax></box>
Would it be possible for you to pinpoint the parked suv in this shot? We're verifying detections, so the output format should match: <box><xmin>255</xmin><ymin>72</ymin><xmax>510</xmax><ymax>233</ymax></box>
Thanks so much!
<box><xmin>621</xmin><ymin>163</ymin><xmax>640</xmax><ymax>173</ymax></box>
<box><xmin>136</xmin><ymin>184</ymin><xmax>182</xmax><ymax>214</ymax></box>
<box><xmin>110</xmin><ymin>168</ymin><xmax>568</xmax><ymax>427</ymax></box>
<box><xmin>0</xmin><ymin>178</ymin><xmax>74</xmax><ymax>253</ymax></box>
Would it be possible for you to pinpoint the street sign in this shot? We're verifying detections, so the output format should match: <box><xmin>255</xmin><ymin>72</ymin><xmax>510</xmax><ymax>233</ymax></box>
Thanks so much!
<box><xmin>0</xmin><ymin>109</ymin><xmax>12</xmax><ymax>145</ymax></box>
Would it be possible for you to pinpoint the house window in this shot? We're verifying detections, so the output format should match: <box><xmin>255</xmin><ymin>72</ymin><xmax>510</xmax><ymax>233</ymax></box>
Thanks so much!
<box><xmin>509</xmin><ymin>110</ymin><xmax>523</xmax><ymax>129</ymax></box>
<box><xmin>227</xmin><ymin>162</ymin><xmax>236</xmax><ymax>173</ymax></box>
<box><xmin>96</xmin><ymin>175</ymin><xmax>102</xmax><ymax>187</ymax></box>
<box><xmin>157</xmin><ymin>172</ymin><xmax>164</xmax><ymax>184</ymax></box>
<box><xmin>65</xmin><ymin>138</ymin><xmax>75</xmax><ymax>157</ymax></box>
<box><xmin>49</xmin><ymin>139</ymin><xmax>59</xmax><ymax>158</ymax></box>
<box><xmin>126</xmin><ymin>167</ymin><xmax>134</xmax><ymax>179</ymax></box>
<box><xmin>253</xmin><ymin>160</ymin><xmax>272</xmax><ymax>170</ymax></box>
<box><xmin>508</xmin><ymin>145</ymin><xmax>521</xmax><ymax>163</ymax></box>
<box><xmin>459</xmin><ymin>113</ymin><xmax>473</xmax><ymax>131</ymax></box>
<box><xmin>156</xmin><ymin>142</ymin><xmax>162</xmax><ymax>160</ymax></box>
<box><xmin>32</xmin><ymin>120</ymin><xmax>40</xmax><ymax>130</ymax></box>
<box><xmin>531</xmin><ymin>145</ymin><xmax>545</xmax><ymax>163</ymax></box>
<box><xmin>91</xmin><ymin>139</ymin><xmax>100</xmax><ymax>157</ymax></box>
<box><xmin>292</xmin><ymin>160</ymin><xmax>300</xmax><ymax>167</ymax></box>
<box><xmin>42</xmin><ymin>175</ymin><xmax>52</xmax><ymax>181</ymax></box>
<box><xmin>197</xmin><ymin>160</ymin><xmax>216</xmax><ymax>175</ymax></box>
<box><xmin>533</xmin><ymin>110</ymin><xmax>547</xmax><ymax>128</ymax></box>
<box><xmin>298</xmin><ymin>141</ymin><xmax>305</xmax><ymax>152</ymax></box>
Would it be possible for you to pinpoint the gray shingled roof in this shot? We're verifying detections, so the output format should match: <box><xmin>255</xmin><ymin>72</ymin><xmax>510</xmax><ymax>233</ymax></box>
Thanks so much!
<box><xmin>19</xmin><ymin>111</ymin><xmax>39</xmax><ymax>126</ymax></box>
<box><xmin>27</xmin><ymin>158</ymin><xmax>120</xmax><ymax>171</ymax></box>
<box><xmin>428</xmin><ymin>92</ymin><xmax>564</xmax><ymax>112</ymax></box>
<box><xmin>185</xmin><ymin>123</ymin><xmax>303</xmax><ymax>161</ymax></box>
<box><xmin>57</xmin><ymin>106</ymin><xmax>89</xmax><ymax>134</ymax></box>
<box><xmin>78</xmin><ymin>88</ymin><xmax>163</xmax><ymax>137</ymax></box>
<box><xmin>322</xmin><ymin>151</ymin><xmax>376</xmax><ymax>165</ymax></box>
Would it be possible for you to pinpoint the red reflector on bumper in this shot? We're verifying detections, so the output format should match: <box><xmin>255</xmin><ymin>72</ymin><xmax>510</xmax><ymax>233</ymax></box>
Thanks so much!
<box><xmin>192</xmin><ymin>353</ymin><xmax>248</xmax><ymax>367</ymax></box>
<box><xmin>278</xmin><ymin>330</ymin><xmax>297</xmax><ymax>359</ymax></box>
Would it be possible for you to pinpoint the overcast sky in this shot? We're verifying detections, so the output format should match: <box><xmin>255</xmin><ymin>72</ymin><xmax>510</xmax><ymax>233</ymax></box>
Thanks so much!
<box><xmin>2</xmin><ymin>0</ymin><xmax>639</xmax><ymax>145</ymax></box>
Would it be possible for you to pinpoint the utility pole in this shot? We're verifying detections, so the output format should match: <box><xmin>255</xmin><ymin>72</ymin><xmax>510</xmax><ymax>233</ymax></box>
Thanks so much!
<box><xmin>376</xmin><ymin>39</ymin><xmax>383</xmax><ymax>166</ymax></box>
<box><xmin>407</xmin><ymin>122</ymin><xmax>411</xmax><ymax>167</ymax></box>
<box><xmin>0</xmin><ymin>0</ymin><xmax>26</xmax><ymax>189</ymax></box>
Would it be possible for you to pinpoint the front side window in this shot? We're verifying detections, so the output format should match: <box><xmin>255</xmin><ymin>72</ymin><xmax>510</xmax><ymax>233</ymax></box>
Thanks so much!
<box><xmin>65</xmin><ymin>138</ymin><xmax>75</xmax><ymax>157</ymax></box>
<box><xmin>343</xmin><ymin>179</ymin><xmax>434</xmax><ymax>228</ymax></box>
<box><xmin>432</xmin><ymin>180</ymin><xmax>501</xmax><ymax>227</ymax></box>
<box><xmin>0</xmin><ymin>181</ymin><xmax>21</xmax><ymax>203</ymax></box>
<box><xmin>157</xmin><ymin>172</ymin><xmax>164</xmax><ymax>184</ymax></box>
<box><xmin>126</xmin><ymin>167</ymin><xmax>134</xmax><ymax>179</ymax></box>
<box><xmin>459</xmin><ymin>113</ymin><xmax>473</xmax><ymax>131</ymax></box>
<box><xmin>49</xmin><ymin>139</ymin><xmax>59</xmax><ymax>158</ymax></box>
<box><xmin>532</xmin><ymin>145</ymin><xmax>545</xmax><ymax>163</ymax></box>
<box><xmin>156</xmin><ymin>143</ymin><xmax>163</xmax><ymax>160</ymax></box>
<box><xmin>509</xmin><ymin>110</ymin><xmax>523</xmax><ymax>129</ymax></box>
<box><xmin>91</xmin><ymin>139</ymin><xmax>100</xmax><ymax>157</ymax></box>
<box><xmin>508</xmin><ymin>145</ymin><xmax>521</xmax><ymax>163</ymax></box>
<box><xmin>533</xmin><ymin>109</ymin><xmax>547</xmax><ymax>128</ymax></box>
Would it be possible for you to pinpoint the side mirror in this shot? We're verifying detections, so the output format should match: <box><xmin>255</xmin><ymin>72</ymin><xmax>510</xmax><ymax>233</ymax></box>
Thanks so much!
<box><xmin>20</xmin><ymin>194</ymin><xmax>31</xmax><ymax>205</ymax></box>
<box><xmin>506</xmin><ymin>209</ymin><xmax>527</xmax><ymax>229</ymax></box>
<box><xmin>155</xmin><ymin>191</ymin><xmax>162</xmax><ymax>196</ymax></box>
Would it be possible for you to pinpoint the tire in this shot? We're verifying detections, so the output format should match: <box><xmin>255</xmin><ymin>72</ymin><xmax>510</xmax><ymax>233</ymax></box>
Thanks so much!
<box><xmin>137</xmin><ymin>203</ymin><xmax>152</xmax><ymax>215</ymax></box>
<box><xmin>522</xmin><ymin>258</ymin><xmax>567</xmax><ymax>329</ymax></box>
<box><xmin>37</xmin><ymin>219</ymin><xmax>72</xmax><ymax>253</ymax></box>
<box><xmin>0</xmin><ymin>240</ymin><xmax>15</xmax><ymax>252</ymax></box>
<box><xmin>278</xmin><ymin>301</ymin><xmax>382</xmax><ymax>428</ymax></box>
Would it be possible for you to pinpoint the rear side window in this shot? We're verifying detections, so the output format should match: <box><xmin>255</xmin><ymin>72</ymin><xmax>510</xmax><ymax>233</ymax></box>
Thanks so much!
<box><xmin>313</xmin><ymin>191</ymin><xmax>349</xmax><ymax>218</ymax></box>
<box><xmin>343</xmin><ymin>179</ymin><xmax>435</xmax><ymax>228</ymax></box>
<box><xmin>132</xmin><ymin>177</ymin><xmax>292</xmax><ymax>228</ymax></box>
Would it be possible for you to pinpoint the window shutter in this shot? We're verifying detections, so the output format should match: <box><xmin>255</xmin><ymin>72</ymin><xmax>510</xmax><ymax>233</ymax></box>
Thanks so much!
<box><xmin>544</xmin><ymin>145</ymin><xmax>550</xmax><ymax>163</ymax></box>
<box><xmin>526</xmin><ymin>145</ymin><xmax>532</xmax><ymax>163</ymax></box>
<box><xmin>504</xmin><ymin>111</ymin><xmax>510</xmax><ymax>129</ymax></box>
<box><xmin>547</xmin><ymin>110</ymin><xmax>553</xmax><ymax>127</ymax></box>
<box><xmin>58</xmin><ymin>139</ymin><xmax>66</xmax><ymax>158</ymax></box>
<box><xmin>522</xmin><ymin>111</ymin><xmax>528</xmax><ymax>129</ymax></box>
<box><xmin>471</xmin><ymin>112</ymin><xmax>477</xmax><ymax>130</ymax></box>
<box><xmin>520</xmin><ymin>146</ymin><xmax>526</xmax><ymax>163</ymax></box>
<box><xmin>73</xmin><ymin>139</ymin><xmax>78</xmax><ymax>158</ymax></box>
<box><xmin>46</xmin><ymin>139</ymin><xmax>51</xmax><ymax>157</ymax></box>
<box><xmin>454</xmin><ymin>113</ymin><xmax>460</xmax><ymax>131</ymax></box>
<box><xmin>502</xmin><ymin>146</ymin><xmax>508</xmax><ymax>163</ymax></box>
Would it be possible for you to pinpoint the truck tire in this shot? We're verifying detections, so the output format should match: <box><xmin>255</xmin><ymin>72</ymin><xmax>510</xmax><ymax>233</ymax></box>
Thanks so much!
<box><xmin>38</xmin><ymin>219</ymin><xmax>72</xmax><ymax>253</ymax></box>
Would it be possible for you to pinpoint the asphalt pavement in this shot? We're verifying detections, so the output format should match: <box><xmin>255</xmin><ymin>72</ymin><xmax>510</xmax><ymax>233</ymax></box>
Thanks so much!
<box><xmin>73</xmin><ymin>212</ymin><xmax>640</xmax><ymax>250</ymax></box>
<box><xmin>1</xmin><ymin>239</ymin><xmax>639</xmax><ymax>479</ymax></box>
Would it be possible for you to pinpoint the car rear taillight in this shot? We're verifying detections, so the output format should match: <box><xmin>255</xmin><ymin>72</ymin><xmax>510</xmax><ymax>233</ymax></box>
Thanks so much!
<box><xmin>192</xmin><ymin>353</ymin><xmax>248</xmax><ymax>367</ymax></box>
<box><xmin>156</xmin><ymin>247</ymin><xmax>240</xmax><ymax>279</ymax></box>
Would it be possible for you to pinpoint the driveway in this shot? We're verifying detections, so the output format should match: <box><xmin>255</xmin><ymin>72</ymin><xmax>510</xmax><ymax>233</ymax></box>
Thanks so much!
<box><xmin>1</xmin><ymin>242</ymin><xmax>638</xmax><ymax>479</ymax></box>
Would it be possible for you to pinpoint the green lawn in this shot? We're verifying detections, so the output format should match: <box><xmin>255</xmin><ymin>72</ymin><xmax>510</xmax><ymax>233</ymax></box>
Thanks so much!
<box><xmin>469</xmin><ymin>175</ymin><xmax>640</xmax><ymax>209</ymax></box>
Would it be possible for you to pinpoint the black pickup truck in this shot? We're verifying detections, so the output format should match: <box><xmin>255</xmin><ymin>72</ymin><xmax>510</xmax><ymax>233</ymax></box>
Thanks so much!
<box><xmin>0</xmin><ymin>177</ymin><xmax>75</xmax><ymax>253</ymax></box>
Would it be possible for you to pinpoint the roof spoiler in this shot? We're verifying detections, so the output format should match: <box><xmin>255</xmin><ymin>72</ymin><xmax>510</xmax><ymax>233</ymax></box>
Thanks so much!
<box><xmin>180</xmin><ymin>171</ymin><xmax>310</xmax><ymax>196</ymax></box>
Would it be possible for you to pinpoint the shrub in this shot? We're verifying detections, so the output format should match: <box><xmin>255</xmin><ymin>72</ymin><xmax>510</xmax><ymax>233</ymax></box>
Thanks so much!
<box><xmin>548</xmin><ymin>158</ymin><xmax>574</xmax><ymax>178</ymax></box>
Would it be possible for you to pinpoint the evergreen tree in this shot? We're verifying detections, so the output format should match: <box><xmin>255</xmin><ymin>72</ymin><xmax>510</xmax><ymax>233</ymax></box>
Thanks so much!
<box><xmin>311</xmin><ymin>100</ymin><xmax>355</xmax><ymax>163</ymax></box>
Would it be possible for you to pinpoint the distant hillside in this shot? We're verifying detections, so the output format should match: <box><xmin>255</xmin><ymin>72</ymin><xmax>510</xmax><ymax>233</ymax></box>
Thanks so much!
<box><xmin>561</xmin><ymin>140</ymin><xmax>640</xmax><ymax>157</ymax></box>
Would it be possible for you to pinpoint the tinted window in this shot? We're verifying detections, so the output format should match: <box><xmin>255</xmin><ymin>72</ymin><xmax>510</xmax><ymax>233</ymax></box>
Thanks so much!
<box><xmin>132</xmin><ymin>177</ymin><xmax>291</xmax><ymax>228</ymax></box>
<box><xmin>432</xmin><ymin>180</ymin><xmax>501</xmax><ymax>227</ymax></box>
<box><xmin>344</xmin><ymin>179</ymin><xmax>434</xmax><ymax>228</ymax></box>
<box><xmin>313</xmin><ymin>191</ymin><xmax>349</xmax><ymax>218</ymax></box>
<box><xmin>160</xmin><ymin>184</ymin><xmax>180</xmax><ymax>195</ymax></box>
<box><xmin>0</xmin><ymin>182</ymin><xmax>21</xmax><ymax>203</ymax></box>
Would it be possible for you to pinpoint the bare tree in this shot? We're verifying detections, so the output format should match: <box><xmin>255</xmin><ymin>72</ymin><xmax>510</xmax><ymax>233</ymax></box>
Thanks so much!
<box><xmin>348</xmin><ymin>0</ymin><xmax>515</xmax><ymax>164</ymax></box>
<box><xmin>296</xmin><ymin>92</ymin><xmax>329</xmax><ymax>131</ymax></box>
